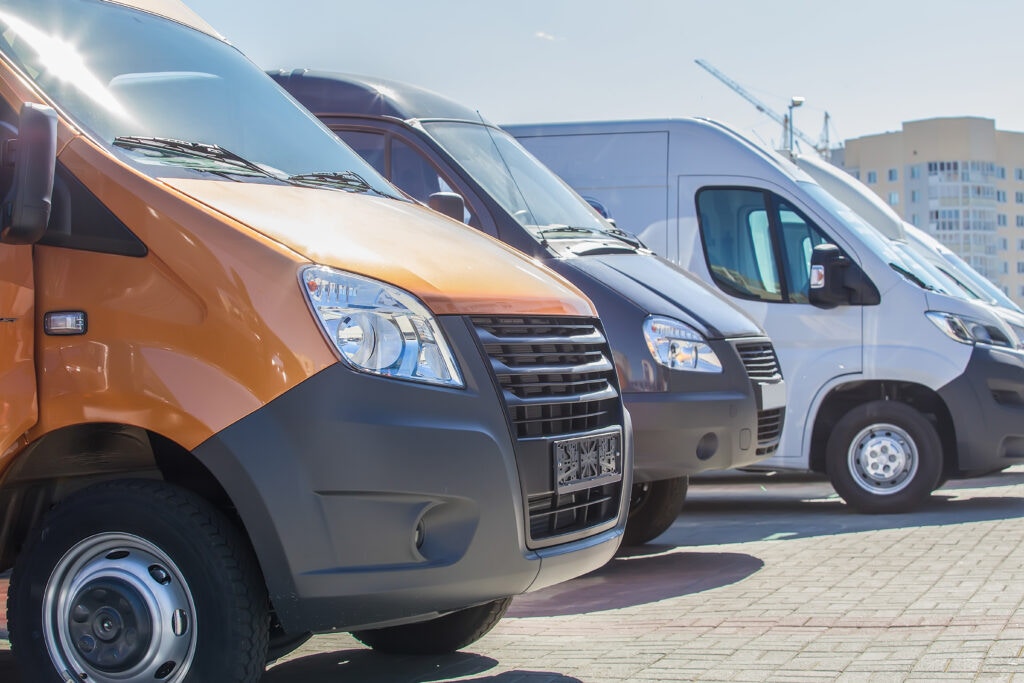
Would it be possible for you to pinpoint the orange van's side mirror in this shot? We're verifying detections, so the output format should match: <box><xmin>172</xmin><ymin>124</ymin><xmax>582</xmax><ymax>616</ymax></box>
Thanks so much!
<box><xmin>1</xmin><ymin>103</ymin><xmax>58</xmax><ymax>245</ymax></box>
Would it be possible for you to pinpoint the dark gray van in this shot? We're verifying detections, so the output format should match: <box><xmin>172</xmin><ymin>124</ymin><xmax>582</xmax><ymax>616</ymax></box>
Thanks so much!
<box><xmin>271</xmin><ymin>70</ymin><xmax>787</xmax><ymax>544</ymax></box>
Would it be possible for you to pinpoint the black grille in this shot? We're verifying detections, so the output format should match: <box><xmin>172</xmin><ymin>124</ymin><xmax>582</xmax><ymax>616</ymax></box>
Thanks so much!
<box><xmin>472</xmin><ymin>316</ymin><xmax>623</xmax><ymax>547</ymax></box>
<box><xmin>736</xmin><ymin>341</ymin><xmax>783</xmax><ymax>382</ymax></box>
<box><xmin>756</xmin><ymin>408</ymin><xmax>784</xmax><ymax>456</ymax></box>
<box><xmin>528</xmin><ymin>483</ymin><xmax>620</xmax><ymax>540</ymax></box>
<box><xmin>472</xmin><ymin>317</ymin><xmax>621</xmax><ymax>439</ymax></box>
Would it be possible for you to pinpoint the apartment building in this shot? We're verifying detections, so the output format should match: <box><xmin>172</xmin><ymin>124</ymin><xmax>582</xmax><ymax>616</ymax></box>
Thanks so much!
<box><xmin>839</xmin><ymin>117</ymin><xmax>1024</xmax><ymax>305</ymax></box>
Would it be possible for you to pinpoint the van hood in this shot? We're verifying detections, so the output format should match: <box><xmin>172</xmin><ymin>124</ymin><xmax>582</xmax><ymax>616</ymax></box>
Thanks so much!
<box><xmin>558</xmin><ymin>252</ymin><xmax>764</xmax><ymax>339</ymax></box>
<box><xmin>161</xmin><ymin>178</ymin><xmax>593</xmax><ymax>317</ymax></box>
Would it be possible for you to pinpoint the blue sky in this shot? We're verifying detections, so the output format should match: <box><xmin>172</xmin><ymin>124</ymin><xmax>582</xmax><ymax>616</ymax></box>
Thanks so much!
<box><xmin>187</xmin><ymin>0</ymin><xmax>1024</xmax><ymax>150</ymax></box>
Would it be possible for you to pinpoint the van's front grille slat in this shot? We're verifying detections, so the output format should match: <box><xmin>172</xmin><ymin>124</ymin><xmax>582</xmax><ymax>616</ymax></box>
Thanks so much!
<box><xmin>735</xmin><ymin>341</ymin><xmax>783</xmax><ymax>382</ymax></box>
<box><xmin>471</xmin><ymin>316</ymin><xmax>623</xmax><ymax>547</ymax></box>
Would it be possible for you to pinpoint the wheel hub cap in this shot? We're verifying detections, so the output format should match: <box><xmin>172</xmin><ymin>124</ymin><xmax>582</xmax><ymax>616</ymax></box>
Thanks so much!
<box><xmin>68</xmin><ymin>578</ymin><xmax>153</xmax><ymax>671</ymax></box>
<box><xmin>848</xmin><ymin>423</ymin><xmax>918</xmax><ymax>494</ymax></box>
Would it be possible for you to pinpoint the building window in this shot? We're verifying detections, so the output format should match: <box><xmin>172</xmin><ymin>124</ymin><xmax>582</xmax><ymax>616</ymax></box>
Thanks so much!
<box><xmin>1018</xmin><ymin>215</ymin><xmax>1024</xmax><ymax>228</ymax></box>
<box><xmin>910</xmin><ymin>190</ymin><xmax>919</xmax><ymax>203</ymax></box>
<box><xmin>1017</xmin><ymin>192</ymin><xmax>1024</xmax><ymax>204</ymax></box>
<box><xmin>998</xmin><ymin>190</ymin><xmax>1008</xmax><ymax>203</ymax></box>
<box><xmin>851</xmin><ymin>170</ymin><xmax>859</xmax><ymax>180</ymax></box>
<box><xmin>887</xmin><ymin>168</ymin><xmax>898</xmax><ymax>182</ymax></box>
<box><xmin>867</xmin><ymin>171</ymin><xmax>877</xmax><ymax>184</ymax></box>
<box><xmin>1017</xmin><ymin>262</ymin><xmax>1024</xmax><ymax>274</ymax></box>
<box><xmin>888</xmin><ymin>192</ymin><xmax>899</xmax><ymax>206</ymax></box>
<box><xmin>910</xmin><ymin>165</ymin><xmax>920</xmax><ymax>179</ymax></box>
<box><xmin>1001</xmin><ymin>237</ymin><xmax>1009</xmax><ymax>250</ymax></box>
<box><xmin>999</xmin><ymin>214</ymin><xmax>1008</xmax><ymax>227</ymax></box>
<box><xmin>1017</xmin><ymin>168</ymin><xmax>1024</xmax><ymax>181</ymax></box>
<box><xmin>1017</xmin><ymin>238</ymin><xmax>1024</xmax><ymax>250</ymax></box>
<box><xmin>911</xmin><ymin>214</ymin><xmax>919</xmax><ymax>226</ymax></box>
<box><xmin>999</xmin><ymin>166</ymin><xmax>1007</xmax><ymax>179</ymax></box>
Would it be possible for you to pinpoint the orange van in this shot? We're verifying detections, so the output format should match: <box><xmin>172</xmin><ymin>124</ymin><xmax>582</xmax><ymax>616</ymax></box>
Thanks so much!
<box><xmin>0</xmin><ymin>1</ymin><xmax>631</xmax><ymax>681</ymax></box>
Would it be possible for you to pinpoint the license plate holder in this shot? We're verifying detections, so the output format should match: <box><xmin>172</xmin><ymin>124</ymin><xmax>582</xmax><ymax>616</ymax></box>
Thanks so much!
<box><xmin>758</xmin><ymin>380</ymin><xmax>786</xmax><ymax>411</ymax></box>
<box><xmin>554</xmin><ymin>430</ymin><xmax>623</xmax><ymax>494</ymax></box>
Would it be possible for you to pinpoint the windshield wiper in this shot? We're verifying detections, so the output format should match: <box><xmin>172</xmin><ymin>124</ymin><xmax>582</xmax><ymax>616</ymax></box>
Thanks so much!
<box><xmin>890</xmin><ymin>262</ymin><xmax>936</xmax><ymax>291</ymax></box>
<box><xmin>535</xmin><ymin>225</ymin><xmax>602</xmax><ymax>238</ymax></box>
<box><xmin>286</xmin><ymin>171</ymin><xmax>385</xmax><ymax>196</ymax></box>
<box><xmin>113</xmin><ymin>136</ymin><xmax>281</xmax><ymax>180</ymax></box>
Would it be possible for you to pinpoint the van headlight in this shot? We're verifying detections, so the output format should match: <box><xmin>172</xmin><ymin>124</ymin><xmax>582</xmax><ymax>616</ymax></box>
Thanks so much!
<box><xmin>301</xmin><ymin>266</ymin><xmax>464</xmax><ymax>387</ymax></box>
<box><xmin>926</xmin><ymin>311</ymin><xmax>1016</xmax><ymax>348</ymax></box>
<box><xmin>643</xmin><ymin>315</ymin><xmax>723</xmax><ymax>373</ymax></box>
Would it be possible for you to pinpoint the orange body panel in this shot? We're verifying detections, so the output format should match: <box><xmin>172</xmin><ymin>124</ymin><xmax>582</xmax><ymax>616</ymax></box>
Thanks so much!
<box><xmin>0</xmin><ymin>245</ymin><xmax>36</xmax><ymax>458</ymax></box>
<box><xmin>163</xmin><ymin>178</ymin><xmax>594</xmax><ymax>317</ymax></box>
<box><xmin>30</xmin><ymin>137</ymin><xmax>339</xmax><ymax>451</ymax></box>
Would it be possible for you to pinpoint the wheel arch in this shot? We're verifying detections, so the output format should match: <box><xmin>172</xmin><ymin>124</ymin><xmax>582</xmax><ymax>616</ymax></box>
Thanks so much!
<box><xmin>809</xmin><ymin>380</ymin><xmax>957</xmax><ymax>477</ymax></box>
<box><xmin>0</xmin><ymin>423</ymin><xmax>230</xmax><ymax>573</ymax></box>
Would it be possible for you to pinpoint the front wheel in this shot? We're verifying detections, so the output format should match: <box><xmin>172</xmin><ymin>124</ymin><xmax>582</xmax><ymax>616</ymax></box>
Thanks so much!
<box><xmin>622</xmin><ymin>476</ymin><xmax>688</xmax><ymax>546</ymax></box>
<box><xmin>351</xmin><ymin>597</ymin><xmax>512</xmax><ymax>655</ymax></box>
<box><xmin>8</xmin><ymin>479</ymin><xmax>269</xmax><ymax>683</ymax></box>
<box><xmin>826</xmin><ymin>400</ymin><xmax>942</xmax><ymax>514</ymax></box>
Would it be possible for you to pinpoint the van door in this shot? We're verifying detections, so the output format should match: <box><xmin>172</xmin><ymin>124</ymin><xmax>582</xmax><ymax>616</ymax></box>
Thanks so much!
<box><xmin>0</xmin><ymin>242</ymin><xmax>37</xmax><ymax>457</ymax></box>
<box><xmin>688</xmin><ymin>181</ymin><xmax>864</xmax><ymax>465</ymax></box>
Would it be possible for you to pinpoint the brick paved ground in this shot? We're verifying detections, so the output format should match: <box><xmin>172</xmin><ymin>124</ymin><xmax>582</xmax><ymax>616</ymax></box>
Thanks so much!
<box><xmin>4</xmin><ymin>467</ymin><xmax>1024</xmax><ymax>682</ymax></box>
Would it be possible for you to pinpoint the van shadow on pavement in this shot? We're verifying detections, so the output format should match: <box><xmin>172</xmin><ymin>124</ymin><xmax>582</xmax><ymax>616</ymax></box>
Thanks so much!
<box><xmin>508</xmin><ymin>549</ymin><xmax>761</xmax><ymax>618</ymax></box>
<box><xmin>663</xmin><ymin>467</ymin><xmax>1024</xmax><ymax>547</ymax></box>
<box><xmin>262</xmin><ymin>650</ymin><xmax>580</xmax><ymax>683</ymax></box>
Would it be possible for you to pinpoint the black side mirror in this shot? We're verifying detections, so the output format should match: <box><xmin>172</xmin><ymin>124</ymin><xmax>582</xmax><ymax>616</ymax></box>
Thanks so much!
<box><xmin>1</xmin><ymin>103</ymin><xmax>57</xmax><ymax>245</ymax></box>
<box><xmin>809</xmin><ymin>243</ymin><xmax>880</xmax><ymax>308</ymax></box>
<box><xmin>427</xmin><ymin>192</ymin><xmax>466</xmax><ymax>223</ymax></box>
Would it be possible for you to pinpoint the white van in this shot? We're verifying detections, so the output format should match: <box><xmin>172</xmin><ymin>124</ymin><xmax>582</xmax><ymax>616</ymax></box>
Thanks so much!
<box><xmin>790</xmin><ymin>152</ymin><xmax>1024</xmax><ymax>337</ymax></box>
<box><xmin>507</xmin><ymin>117</ymin><xmax>1024</xmax><ymax>513</ymax></box>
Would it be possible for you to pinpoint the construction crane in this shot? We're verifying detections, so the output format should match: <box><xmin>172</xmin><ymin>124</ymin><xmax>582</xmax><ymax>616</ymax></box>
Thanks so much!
<box><xmin>694</xmin><ymin>59</ymin><xmax>831</xmax><ymax>158</ymax></box>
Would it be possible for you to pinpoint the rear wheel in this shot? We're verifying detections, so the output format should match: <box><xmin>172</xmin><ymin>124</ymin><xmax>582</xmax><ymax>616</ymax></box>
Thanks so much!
<box><xmin>622</xmin><ymin>476</ymin><xmax>688</xmax><ymax>546</ymax></box>
<box><xmin>351</xmin><ymin>597</ymin><xmax>512</xmax><ymax>655</ymax></box>
<box><xmin>826</xmin><ymin>400</ymin><xmax>942</xmax><ymax>513</ymax></box>
<box><xmin>8</xmin><ymin>479</ymin><xmax>268</xmax><ymax>683</ymax></box>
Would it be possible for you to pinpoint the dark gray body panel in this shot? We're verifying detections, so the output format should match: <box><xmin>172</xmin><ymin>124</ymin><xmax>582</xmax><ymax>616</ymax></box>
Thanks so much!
<box><xmin>937</xmin><ymin>345</ymin><xmax>1024</xmax><ymax>476</ymax></box>
<box><xmin>194</xmin><ymin>316</ymin><xmax>628</xmax><ymax>635</ymax></box>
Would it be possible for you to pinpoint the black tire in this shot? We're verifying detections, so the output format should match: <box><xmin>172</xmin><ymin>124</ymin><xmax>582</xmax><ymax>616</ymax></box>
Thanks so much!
<box><xmin>622</xmin><ymin>476</ymin><xmax>688</xmax><ymax>546</ymax></box>
<box><xmin>351</xmin><ymin>597</ymin><xmax>512</xmax><ymax>655</ymax></box>
<box><xmin>826</xmin><ymin>400</ymin><xmax>942</xmax><ymax>514</ymax></box>
<box><xmin>8</xmin><ymin>479</ymin><xmax>268</xmax><ymax>683</ymax></box>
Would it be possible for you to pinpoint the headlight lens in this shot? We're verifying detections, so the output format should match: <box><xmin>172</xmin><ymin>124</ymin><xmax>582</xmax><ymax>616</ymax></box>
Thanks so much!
<box><xmin>925</xmin><ymin>311</ymin><xmax>1017</xmax><ymax>348</ymax></box>
<box><xmin>301</xmin><ymin>266</ymin><xmax>464</xmax><ymax>387</ymax></box>
<box><xmin>643</xmin><ymin>315</ymin><xmax>723</xmax><ymax>373</ymax></box>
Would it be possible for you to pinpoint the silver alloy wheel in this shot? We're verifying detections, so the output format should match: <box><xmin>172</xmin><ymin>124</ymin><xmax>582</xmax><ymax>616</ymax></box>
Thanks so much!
<box><xmin>847</xmin><ymin>422</ymin><xmax>918</xmax><ymax>495</ymax></box>
<box><xmin>42</xmin><ymin>532</ymin><xmax>196</xmax><ymax>682</ymax></box>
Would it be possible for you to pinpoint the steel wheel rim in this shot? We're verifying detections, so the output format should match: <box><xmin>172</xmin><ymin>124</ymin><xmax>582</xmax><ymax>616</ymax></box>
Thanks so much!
<box><xmin>42</xmin><ymin>532</ymin><xmax>196</xmax><ymax>682</ymax></box>
<box><xmin>847</xmin><ymin>422</ymin><xmax>918</xmax><ymax>495</ymax></box>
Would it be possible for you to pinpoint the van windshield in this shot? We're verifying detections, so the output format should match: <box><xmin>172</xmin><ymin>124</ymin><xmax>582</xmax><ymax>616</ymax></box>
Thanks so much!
<box><xmin>0</xmin><ymin>0</ymin><xmax>399</xmax><ymax>196</ymax></box>
<box><xmin>800</xmin><ymin>181</ymin><xmax>951</xmax><ymax>293</ymax></box>
<box><xmin>422</xmin><ymin>121</ymin><xmax>613</xmax><ymax>241</ymax></box>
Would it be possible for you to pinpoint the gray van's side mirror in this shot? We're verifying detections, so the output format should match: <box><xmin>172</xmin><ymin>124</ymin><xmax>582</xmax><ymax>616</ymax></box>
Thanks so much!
<box><xmin>428</xmin><ymin>192</ymin><xmax>466</xmax><ymax>223</ymax></box>
<box><xmin>809</xmin><ymin>243</ymin><xmax>880</xmax><ymax>308</ymax></box>
<box><xmin>1</xmin><ymin>103</ymin><xmax>58</xmax><ymax>245</ymax></box>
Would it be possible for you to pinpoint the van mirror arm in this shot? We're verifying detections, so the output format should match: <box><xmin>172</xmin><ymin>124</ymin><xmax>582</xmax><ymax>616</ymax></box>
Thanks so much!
<box><xmin>1</xmin><ymin>103</ymin><xmax>58</xmax><ymax>245</ymax></box>
<box><xmin>808</xmin><ymin>243</ymin><xmax>880</xmax><ymax>308</ymax></box>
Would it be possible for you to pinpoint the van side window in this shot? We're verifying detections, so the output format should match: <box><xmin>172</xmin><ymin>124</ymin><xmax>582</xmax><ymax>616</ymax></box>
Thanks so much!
<box><xmin>333</xmin><ymin>129</ymin><xmax>386</xmax><ymax>176</ymax></box>
<box><xmin>697</xmin><ymin>188</ymin><xmax>830</xmax><ymax>304</ymax></box>
<box><xmin>697</xmin><ymin>188</ymin><xmax>783</xmax><ymax>301</ymax></box>
<box><xmin>333</xmin><ymin>127</ymin><xmax>480</xmax><ymax>228</ymax></box>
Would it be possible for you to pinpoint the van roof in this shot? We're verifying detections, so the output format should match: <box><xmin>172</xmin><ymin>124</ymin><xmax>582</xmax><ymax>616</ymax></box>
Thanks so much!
<box><xmin>506</xmin><ymin>117</ymin><xmax>810</xmax><ymax>185</ymax></box>
<box><xmin>106</xmin><ymin>0</ymin><xmax>222</xmax><ymax>39</ymax></box>
<box><xmin>269</xmin><ymin>69</ymin><xmax>485</xmax><ymax>123</ymax></box>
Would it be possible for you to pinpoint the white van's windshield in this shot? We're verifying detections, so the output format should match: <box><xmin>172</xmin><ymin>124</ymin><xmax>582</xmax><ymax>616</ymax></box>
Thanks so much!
<box><xmin>422</xmin><ymin>121</ymin><xmax>616</xmax><ymax>242</ymax></box>
<box><xmin>801</xmin><ymin>181</ymin><xmax>951</xmax><ymax>293</ymax></box>
<box><xmin>0</xmin><ymin>0</ymin><xmax>400</xmax><ymax>196</ymax></box>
